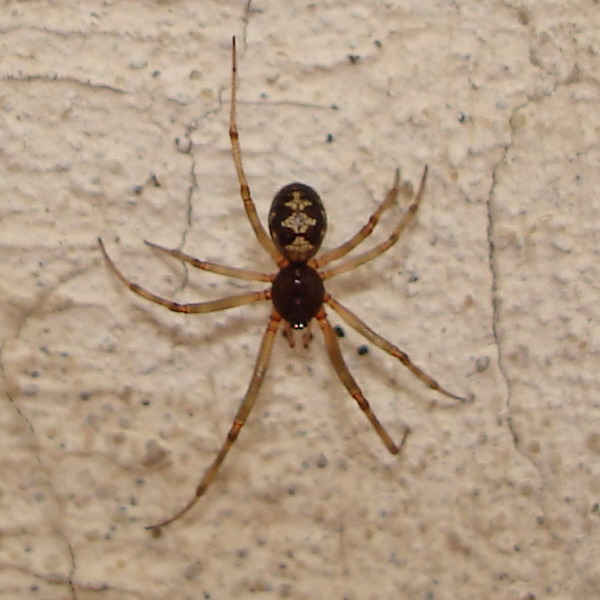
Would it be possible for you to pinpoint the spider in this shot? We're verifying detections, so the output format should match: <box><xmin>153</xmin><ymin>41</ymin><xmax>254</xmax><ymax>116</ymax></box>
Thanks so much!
<box><xmin>99</xmin><ymin>37</ymin><xmax>467</xmax><ymax>531</ymax></box>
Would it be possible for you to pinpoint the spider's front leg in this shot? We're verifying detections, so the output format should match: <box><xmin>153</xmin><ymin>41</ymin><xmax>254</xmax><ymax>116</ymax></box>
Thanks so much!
<box><xmin>316</xmin><ymin>307</ymin><xmax>409</xmax><ymax>454</ymax></box>
<box><xmin>146</xmin><ymin>309</ymin><xmax>282</xmax><ymax>531</ymax></box>
<box><xmin>326</xmin><ymin>294</ymin><xmax>468</xmax><ymax>403</ymax></box>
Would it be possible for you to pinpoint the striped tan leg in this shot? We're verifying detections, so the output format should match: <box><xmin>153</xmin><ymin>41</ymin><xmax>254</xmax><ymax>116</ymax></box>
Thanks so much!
<box><xmin>325</xmin><ymin>294</ymin><xmax>467</xmax><ymax>402</ymax></box>
<box><xmin>146</xmin><ymin>310</ymin><xmax>282</xmax><ymax>530</ymax></box>
<box><xmin>320</xmin><ymin>166</ymin><xmax>428</xmax><ymax>281</ymax></box>
<box><xmin>99</xmin><ymin>238</ymin><xmax>270</xmax><ymax>313</ymax></box>
<box><xmin>144</xmin><ymin>240</ymin><xmax>272</xmax><ymax>282</ymax></box>
<box><xmin>229</xmin><ymin>37</ymin><xmax>282</xmax><ymax>265</ymax></box>
<box><xmin>312</xmin><ymin>168</ymin><xmax>401</xmax><ymax>269</ymax></box>
<box><xmin>316</xmin><ymin>307</ymin><xmax>408</xmax><ymax>454</ymax></box>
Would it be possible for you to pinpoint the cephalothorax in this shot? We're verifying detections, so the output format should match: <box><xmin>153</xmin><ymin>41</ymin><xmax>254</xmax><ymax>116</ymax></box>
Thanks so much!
<box><xmin>99</xmin><ymin>37</ymin><xmax>467</xmax><ymax>531</ymax></box>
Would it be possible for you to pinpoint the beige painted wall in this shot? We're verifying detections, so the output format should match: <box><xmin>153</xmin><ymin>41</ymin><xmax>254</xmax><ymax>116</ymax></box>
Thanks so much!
<box><xmin>1</xmin><ymin>1</ymin><xmax>599</xmax><ymax>599</ymax></box>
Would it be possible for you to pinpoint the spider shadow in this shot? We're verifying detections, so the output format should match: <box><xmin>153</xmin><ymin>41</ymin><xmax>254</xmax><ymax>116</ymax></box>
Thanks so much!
<box><xmin>324</xmin><ymin>272</ymin><xmax>465</xmax><ymax>412</ymax></box>
<box><xmin>337</xmin><ymin>330</ymin><xmax>461</xmax><ymax>411</ymax></box>
<box><xmin>120</xmin><ymin>287</ymin><xmax>269</xmax><ymax>352</ymax></box>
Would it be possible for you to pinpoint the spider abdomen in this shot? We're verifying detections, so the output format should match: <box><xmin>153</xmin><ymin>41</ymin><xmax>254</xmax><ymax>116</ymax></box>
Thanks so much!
<box><xmin>268</xmin><ymin>183</ymin><xmax>327</xmax><ymax>262</ymax></box>
<box><xmin>271</xmin><ymin>263</ymin><xmax>325</xmax><ymax>329</ymax></box>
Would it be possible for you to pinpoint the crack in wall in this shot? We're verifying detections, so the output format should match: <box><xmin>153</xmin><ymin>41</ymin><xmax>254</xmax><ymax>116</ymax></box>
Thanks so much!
<box><xmin>486</xmin><ymin>62</ymin><xmax>564</xmax><ymax>471</ymax></box>
<box><xmin>485</xmin><ymin>110</ymin><xmax>548</xmax><ymax>483</ymax></box>
<box><xmin>171</xmin><ymin>85</ymin><xmax>227</xmax><ymax>292</ymax></box>
<box><xmin>1</xmin><ymin>264</ymin><xmax>94</xmax><ymax>600</ymax></box>
<box><xmin>483</xmin><ymin>82</ymin><xmax>593</xmax><ymax>578</ymax></box>
<box><xmin>4</xmin><ymin>385</ymin><xmax>79</xmax><ymax>600</ymax></box>
<box><xmin>486</xmin><ymin>143</ymin><xmax>518</xmax><ymax>446</ymax></box>
<box><xmin>1</xmin><ymin>73</ymin><xmax>128</xmax><ymax>95</ymax></box>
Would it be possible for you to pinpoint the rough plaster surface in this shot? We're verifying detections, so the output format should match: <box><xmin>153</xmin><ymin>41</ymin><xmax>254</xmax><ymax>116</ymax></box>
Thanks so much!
<box><xmin>1</xmin><ymin>1</ymin><xmax>599</xmax><ymax>599</ymax></box>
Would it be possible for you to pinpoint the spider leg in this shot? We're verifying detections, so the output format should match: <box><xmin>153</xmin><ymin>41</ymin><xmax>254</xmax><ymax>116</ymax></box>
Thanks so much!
<box><xmin>316</xmin><ymin>307</ymin><xmax>408</xmax><ymax>455</ymax></box>
<box><xmin>320</xmin><ymin>166</ymin><xmax>428</xmax><ymax>281</ymax></box>
<box><xmin>229</xmin><ymin>37</ymin><xmax>283</xmax><ymax>266</ymax></box>
<box><xmin>325</xmin><ymin>294</ymin><xmax>467</xmax><ymax>402</ymax></box>
<box><xmin>312</xmin><ymin>168</ymin><xmax>402</xmax><ymax>269</ymax></box>
<box><xmin>146</xmin><ymin>310</ymin><xmax>281</xmax><ymax>530</ymax></box>
<box><xmin>144</xmin><ymin>240</ymin><xmax>272</xmax><ymax>282</ymax></box>
<box><xmin>99</xmin><ymin>238</ymin><xmax>270</xmax><ymax>314</ymax></box>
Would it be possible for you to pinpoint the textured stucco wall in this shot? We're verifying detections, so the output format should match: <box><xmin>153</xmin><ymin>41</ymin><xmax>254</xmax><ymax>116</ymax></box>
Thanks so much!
<box><xmin>1</xmin><ymin>1</ymin><xmax>599</xmax><ymax>599</ymax></box>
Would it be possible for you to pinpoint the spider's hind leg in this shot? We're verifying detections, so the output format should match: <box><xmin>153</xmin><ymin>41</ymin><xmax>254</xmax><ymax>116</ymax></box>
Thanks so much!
<box><xmin>228</xmin><ymin>37</ymin><xmax>282</xmax><ymax>265</ymax></box>
<box><xmin>319</xmin><ymin>166</ymin><xmax>429</xmax><ymax>281</ymax></box>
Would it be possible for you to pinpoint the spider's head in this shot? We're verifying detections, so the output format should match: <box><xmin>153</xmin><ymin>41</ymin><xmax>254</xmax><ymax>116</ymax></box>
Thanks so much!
<box><xmin>268</xmin><ymin>183</ymin><xmax>327</xmax><ymax>263</ymax></box>
<box><xmin>271</xmin><ymin>263</ymin><xmax>325</xmax><ymax>330</ymax></box>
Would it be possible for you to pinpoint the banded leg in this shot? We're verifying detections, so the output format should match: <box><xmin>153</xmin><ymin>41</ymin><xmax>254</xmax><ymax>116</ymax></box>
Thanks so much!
<box><xmin>144</xmin><ymin>240</ymin><xmax>272</xmax><ymax>282</ymax></box>
<box><xmin>316</xmin><ymin>307</ymin><xmax>408</xmax><ymax>454</ymax></box>
<box><xmin>146</xmin><ymin>310</ymin><xmax>281</xmax><ymax>530</ymax></box>
<box><xmin>320</xmin><ymin>166</ymin><xmax>428</xmax><ymax>281</ymax></box>
<box><xmin>99</xmin><ymin>238</ymin><xmax>270</xmax><ymax>314</ymax></box>
<box><xmin>312</xmin><ymin>168</ymin><xmax>401</xmax><ymax>269</ymax></box>
<box><xmin>229</xmin><ymin>37</ymin><xmax>282</xmax><ymax>265</ymax></box>
<box><xmin>325</xmin><ymin>294</ymin><xmax>467</xmax><ymax>402</ymax></box>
